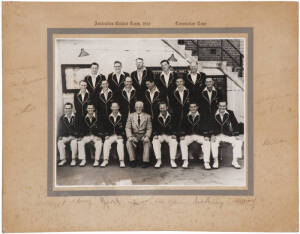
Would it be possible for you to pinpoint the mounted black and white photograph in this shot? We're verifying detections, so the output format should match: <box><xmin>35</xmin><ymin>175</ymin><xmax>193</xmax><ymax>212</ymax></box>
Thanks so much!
<box><xmin>54</xmin><ymin>38</ymin><xmax>246</xmax><ymax>187</ymax></box>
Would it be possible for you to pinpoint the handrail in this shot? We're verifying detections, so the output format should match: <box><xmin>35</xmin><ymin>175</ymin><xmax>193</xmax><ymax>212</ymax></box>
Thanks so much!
<box><xmin>225</xmin><ymin>39</ymin><xmax>244</xmax><ymax>58</ymax></box>
<box><xmin>222</xmin><ymin>48</ymin><xmax>244</xmax><ymax>70</ymax></box>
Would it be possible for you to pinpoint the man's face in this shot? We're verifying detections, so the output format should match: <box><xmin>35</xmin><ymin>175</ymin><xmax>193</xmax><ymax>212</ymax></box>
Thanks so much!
<box><xmin>161</xmin><ymin>62</ymin><xmax>170</xmax><ymax>72</ymax></box>
<box><xmin>87</xmin><ymin>105</ymin><xmax>95</xmax><ymax>115</ymax></box>
<box><xmin>135</xmin><ymin>102</ymin><xmax>143</xmax><ymax>113</ymax></box>
<box><xmin>125</xmin><ymin>77</ymin><xmax>132</xmax><ymax>88</ymax></box>
<box><xmin>189</xmin><ymin>104</ymin><xmax>198</xmax><ymax>113</ymax></box>
<box><xmin>218</xmin><ymin>102</ymin><xmax>227</xmax><ymax>114</ymax></box>
<box><xmin>114</xmin><ymin>63</ymin><xmax>122</xmax><ymax>73</ymax></box>
<box><xmin>145</xmin><ymin>81</ymin><xmax>154</xmax><ymax>90</ymax></box>
<box><xmin>80</xmin><ymin>81</ymin><xmax>87</xmax><ymax>92</ymax></box>
<box><xmin>111</xmin><ymin>103</ymin><xmax>119</xmax><ymax>113</ymax></box>
<box><xmin>101</xmin><ymin>80</ymin><xmax>109</xmax><ymax>90</ymax></box>
<box><xmin>205</xmin><ymin>78</ymin><xmax>213</xmax><ymax>88</ymax></box>
<box><xmin>159</xmin><ymin>104</ymin><xmax>168</xmax><ymax>114</ymax></box>
<box><xmin>91</xmin><ymin>65</ymin><xmax>99</xmax><ymax>75</ymax></box>
<box><xmin>190</xmin><ymin>63</ymin><xmax>198</xmax><ymax>73</ymax></box>
<box><xmin>64</xmin><ymin>104</ymin><xmax>72</xmax><ymax>115</ymax></box>
<box><xmin>176</xmin><ymin>78</ymin><xmax>184</xmax><ymax>87</ymax></box>
<box><xmin>136</xmin><ymin>59</ymin><xmax>144</xmax><ymax>69</ymax></box>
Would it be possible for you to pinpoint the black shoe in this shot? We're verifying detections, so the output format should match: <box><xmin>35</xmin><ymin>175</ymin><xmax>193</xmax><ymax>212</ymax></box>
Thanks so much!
<box><xmin>142</xmin><ymin>162</ymin><xmax>151</xmax><ymax>168</ymax></box>
<box><xmin>129</xmin><ymin>160</ymin><xmax>137</xmax><ymax>168</ymax></box>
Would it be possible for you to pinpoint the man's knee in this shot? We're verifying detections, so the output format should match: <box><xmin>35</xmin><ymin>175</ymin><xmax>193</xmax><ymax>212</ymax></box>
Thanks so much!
<box><xmin>57</xmin><ymin>140</ymin><xmax>64</xmax><ymax>147</ymax></box>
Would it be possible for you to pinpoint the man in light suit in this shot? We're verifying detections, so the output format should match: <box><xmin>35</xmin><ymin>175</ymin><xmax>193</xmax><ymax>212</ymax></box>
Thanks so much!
<box><xmin>125</xmin><ymin>101</ymin><xmax>152</xmax><ymax>168</ymax></box>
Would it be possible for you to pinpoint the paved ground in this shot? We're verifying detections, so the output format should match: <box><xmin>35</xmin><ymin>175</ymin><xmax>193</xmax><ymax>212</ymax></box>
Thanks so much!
<box><xmin>56</xmin><ymin>158</ymin><xmax>245</xmax><ymax>187</ymax></box>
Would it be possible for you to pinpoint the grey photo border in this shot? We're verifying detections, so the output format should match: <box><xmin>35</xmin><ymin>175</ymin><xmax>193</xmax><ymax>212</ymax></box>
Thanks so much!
<box><xmin>47</xmin><ymin>27</ymin><xmax>253</xmax><ymax>196</ymax></box>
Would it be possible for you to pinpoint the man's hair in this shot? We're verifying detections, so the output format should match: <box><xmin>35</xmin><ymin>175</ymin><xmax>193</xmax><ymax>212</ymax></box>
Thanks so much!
<box><xmin>205</xmin><ymin>77</ymin><xmax>213</xmax><ymax>81</ymax></box>
<box><xmin>189</xmin><ymin>61</ymin><xmax>198</xmax><ymax>66</ymax></box>
<box><xmin>136</xmin><ymin>57</ymin><xmax>144</xmax><ymax>62</ymax></box>
<box><xmin>91</xmin><ymin>62</ymin><xmax>99</xmax><ymax>68</ymax></box>
<box><xmin>189</xmin><ymin>101</ymin><xmax>198</xmax><ymax>106</ymax></box>
<box><xmin>101</xmin><ymin>79</ymin><xmax>108</xmax><ymax>84</ymax></box>
<box><xmin>111</xmin><ymin>101</ymin><xmax>120</xmax><ymax>107</ymax></box>
<box><xmin>176</xmin><ymin>77</ymin><xmax>184</xmax><ymax>82</ymax></box>
<box><xmin>160</xmin><ymin>59</ymin><xmax>170</xmax><ymax>65</ymax></box>
<box><xmin>125</xmin><ymin>76</ymin><xmax>132</xmax><ymax>81</ymax></box>
<box><xmin>145</xmin><ymin>77</ymin><xmax>155</xmax><ymax>83</ymax></box>
<box><xmin>135</xmin><ymin>100</ymin><xmax>144</xmax><ymax>106</ymax></box>
<box><xmin>218</xmin><ymin>99</ymin><xmax>227</xmax><ymax>105</ymax></box>
<box><xmin>87</xmin><ymin>102</ymin><xmax>95</xmax><ymax>108</ymax></box>
<box><xmin>114</xmin><ymin>61</ymin><xmax>122</xmax><ymax>66</ymax></box>
<box><xmin>159</xmin><ymin>101</ymin><xmax>168</xmax><ymax>107</ymax></box>
<box><xmin>64</xmin><ymin>102</ymin><xmax>73</xmax><ymax>108</ymax></box>
<box><xmin>79</xmin><ymin>80</ymin><xmax>87</xmax><ymax>85</ymax></box>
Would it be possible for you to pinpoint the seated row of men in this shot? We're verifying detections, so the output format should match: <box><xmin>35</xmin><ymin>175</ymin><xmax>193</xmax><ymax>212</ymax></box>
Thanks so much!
<box><xmin>57</xmin><ymin>100</ymin><xmax>243</xmax><ymax>170</ymax></box>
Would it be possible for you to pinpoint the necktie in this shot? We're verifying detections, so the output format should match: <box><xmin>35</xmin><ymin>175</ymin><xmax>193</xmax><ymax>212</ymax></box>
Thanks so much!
<box><xmin>138</xmin><ymin>114</ymin><xmax>141</xmax><ymax>126</ymax></box>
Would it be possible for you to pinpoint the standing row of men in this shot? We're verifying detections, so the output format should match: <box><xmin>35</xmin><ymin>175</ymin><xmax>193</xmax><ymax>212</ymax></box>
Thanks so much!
<box><xmin>57</xmin><ymin>58</ymin><xmax>243</xmax><ymax>169</ymax></box>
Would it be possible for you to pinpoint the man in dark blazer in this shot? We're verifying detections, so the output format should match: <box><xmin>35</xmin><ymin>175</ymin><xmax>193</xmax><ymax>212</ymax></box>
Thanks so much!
<box><xmin>199</xmin><ymin>77</ymin><xmax>222</xmax><ymax>119</ymax></box>
<box><xmin>77</xmin><ymin>104</ymin><xmax>103</xmax><ymax>167</ymax></box>
<box><xmin>169</xmin><ymin>77</ymin><xmax>190</xmax><ymax>134</ymax></box>
<box><xmin>155</xmin><ymin>60</ymin><xmax>177</xmax><ymax>102</ymax></box>
<box><xmin>57</xmin><ymin>102</ymin><xmax>78</xmax><ymax>167</ymax></box>
<box><xmin>107</xmin><ymin>61</ymin><xmax>129</xmax><ymax>99</ymax></box>
<box><xmin>143</xmin><ymin>77</ymin><xmax>166</xmax><ymax>119</ymax></box>
<box><xmin>152</xmin><ymin>102</ymin><xmax>178</xmax><ymax>168</ymax></box>
<box><xmin>179</xmin><ymin>102</ymin><xmax>210</xmax><ymax>169</ymax></box>
<box><xmin>184</xmin><ymin>61</ymin><xmax>206</xmax><ymax>99</ymax></box>
<box><xmin>95</xmin><ymin>79</ymin><xmax>114</xmax><ymax>120</ymax></box>
<box><xmin>74</xmin><ymin>80</ymin><xmax>91</xmax><ymax>121</ymax></box>
<box><xmin>84</xmin><ymin>62</ymin><xmax>106</xmax><ymax>102</ymax></box>
<box><xmin>119</xmin><ymin>76</ymin><xmax>137</xmax><ymax>120</ymax></box>
<box><xmin>101</xmin><ymin>102</ymin><xmax>126</xmax><ymax>168</ymax></box>
<box><xmin>210</xmin><ymin>100</ymin><xmax>243</xmax><ymax>169</ymax></box>
<box><xmin>130</xmin><ymin>58</ymin><xmax>154</xmax><ymax>99</ymax></box>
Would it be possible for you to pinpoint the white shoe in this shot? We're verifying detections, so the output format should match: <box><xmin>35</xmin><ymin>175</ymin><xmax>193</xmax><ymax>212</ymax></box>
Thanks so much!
<box><xmin>204</xmin><ymin>162</ymin><xmax>211</xmax><ymax>170</ymax></box>
<box><xmin>212</xmin><ymin>160</ymin><xmax>219</xmax><ymax>169</ymax></box>
<box><xmin>79</xmin><ymin>160</ymin><xmax>86</xmax><ymax>167</ymax></box>
<box><xmin>232</xmin><ymin>161</ymin><xmax>241</xmax><ymax>169</ymax></box>
<box><xmin>93</xmin><ymin>160</ymin><xmax>100</xmax><ymax>167</ymax></box>
<box><xmin>170</xmin><ymin>160</ymin><xmax>177</xmax><ymax>168</ymax></box>
<box><xmin>155</xmin><ymin>160</ymin><xmax>162</xmax><ymax>168</ymax></box>
<box><xmin>100</xmin><ymin>160</ymin><xmax>108</xmax><ymax>167</ymax></box>
<box><xmin>119</xmin><ymin>161</ymin><xmax>125</xmax><ymax>168</ymax></box>
<box><xmin>70</xmin><ymin>160</ymin><xmax>76</xmax><ymax>167</ymax></box>
<box><xmin>58</xmin><ymin>159</ymin><xmax>67</xmax><ymax>166</ymax></box>
<box><xmin>182</xmin><ymin>160</ymin><xmax>188</xmax><ymax>168</ymax></box>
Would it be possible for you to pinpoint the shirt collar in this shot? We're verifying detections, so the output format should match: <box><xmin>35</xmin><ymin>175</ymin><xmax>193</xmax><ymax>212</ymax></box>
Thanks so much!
<box><xmin>188</xmin><ymin>111</ymin><xmax>200</xmax><ymax>117</ymax></box>
<box><xmin>85</xmin><ymin>112</ymin><xmax>96</xmax><ymax>119</ymax></box>
<box><xmin>176</xmin><ymin>86</ymin><xmax>187</xmax><ymax>92</ymax></box>
<box><xmin>89</xmin><ymin>71</ymin><xmax>101</xmax><ymax>77</ymax></box>
<box><xmin>110</xmin><ymin>112</ymin><xmax>121</xmax><ymax>118</ymax></box>
<box><xmin>113</xmin><ymin>71</ymin><xmax>125</xmax><ymax>76</ymax></box>
<box><xmin>100</xmin><ymin>88</ymin><xmax>112</xmax><ymax>94</ymax></box>
<box><xmin>123</xmin><ymin>86</ymin><xmax>135</xmax><ymax>92</ymax></box>
<box><xmin>78</xmin><ymin>90</ymin><xmax>89</xmax><ymax>95</ymax></box>
<box><xmin>137</xmin><ymin>67</ymin><xmax>146</xmax><ymax>72</ymax></box>
<box><xmin>203</xmin><ymin>86</ymin><xmax>216</xmax><ymax>92</ymax></box>
<box><xmin>215</xmin><ymin>109</ymin><xmax>229</xmax><ymax>116</ymax></box>
<box><xmin>159</xmin><ymin>112</ymin><xmax>170</xmax><ymax>119</ymax></box>
<box><xmin>188</xmin><ymin>71</ymin><xmax>200</xmax><ymax>75</ymax></box>
<box><xmin>64</xmin><ymin>113</ymin><xmax>75</xmax><ymax>118</ymax></box>
<box><xmin>160</xmin><ymin>70</ymin><xmax>172</xmax><ymax>77</ymax></box>
<box><xmin>147</xmin><ymin>87</ymin><xmax>159</xmax><ymax>94</ymax></box>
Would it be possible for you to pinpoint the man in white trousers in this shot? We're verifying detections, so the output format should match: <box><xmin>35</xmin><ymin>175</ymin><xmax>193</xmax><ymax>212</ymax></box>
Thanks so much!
<box><xmin>57</xmin><ymin>102</ymin><xmax>78</xmax><ymax>167</ymax></box>
<box><xmin>179</xmin><ymin>102</ymin><xmax>211</xmax><ymax>169</ymax></box>
<box><xmin>210</xmin><ymin>100</ymin><xmax>243</xmax><ymax>169</ymax></box>
<box><xmin>101</xmin><ymin>102</ymin><xmax>126</xmax><ymax>168</ymax></box>
<box><xmin>152</xmin><ymin>102</ymin><xmax>178</xmax><ymax>168</ymax></box>
<box><xmin>77</xmin><ymin>104</ymin><xmax>103</xmax><ymax>167</ymax></box>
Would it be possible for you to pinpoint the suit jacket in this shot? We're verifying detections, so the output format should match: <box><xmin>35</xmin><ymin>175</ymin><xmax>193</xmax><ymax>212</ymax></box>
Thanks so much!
<box><xmin>131</xmin><ymin>68</ymin><xmax>154</xmax><ymax>99</ymax></box>
<box><xmin>142</xmin><ymin>88</ymin><xmax>166</xmax><ymax>119</ymax></box>
<box><xmin>211</xmin><ymin>110</ymin><xmax>239</xmax><ymax>136</ymax></box>
<box><xmin>57</xmin><ymin>114</ymin><xmax>79</xmax><ymax>138</ymax></box>
<box><xmin>107</xmin><ymin>72</ymin><xmax>129</xmax><ymax>99</ymax></box>
<box><xmin>78</xmin><ymin>114</ymin><xmax>103</xmax><ymax>138</ymax></box>
<box><xmin>125</xmin><ymin>112</ymin><xmax>152</xmax><ymax>138</ymax></box>
<box><xmin>95</xmin><ymin>89</ymin><xmax>115</xmax><ymax>119</ymax></box>
<box><xmin>84</xmin><ymin>74</ymin><xmax>106</xmax><ymax>100</ymax></box>
<box><xmin>180</xmin><ymin>112</ymin><xmax>209</xmax><ymax>137</ymax></box>
<box><xmin>155</xmin><ymin>71</ymin><xmax>177</xmax><ymax>100</ymax></box>
<box><xmin>152</xmin><ymin>113</ymin><xmax>176</xmax><ymax>136</ymax></box>
<box><xmin>184</xmin><ymin>72</ymin><xmax>206</xmax><ymax>100</ymax></box>
<box><xmin>103</xmin><ymin>113</ymin><xmax>126</xmax><ymax>137</ymax></box>
<box><xmin>74</xmin><ymin>91</ymin><xmax>91</xmax><ymax>121</ymax></box>
<box><xmin>119</xmin><ymin>88</ymin><xmax>137</xmax><ymax>120</ymax></box>
<box><xmin>169</xmin><ymin>88</ymin><xmax>190</xmax><ymax>131</ymax></box>
<box><xmin>199</xmin><ymin>87</ymin><xmax>222</xmax><ymax>118</ymax></box>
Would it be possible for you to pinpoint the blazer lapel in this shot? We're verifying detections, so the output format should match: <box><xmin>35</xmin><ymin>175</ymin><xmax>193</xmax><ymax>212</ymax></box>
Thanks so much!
<box><xmin>130</xmin><ymin>89</ymin><xmax>136</xmax><ymax>101</ymax></box>
<box><xmin>168</xmin><ymin>72</ymin><xmax>174</xmax><ymax>86</ymax></box>
<box><xmin>121</xmin><ymin>90</ymin><xmax>129</xmax><ymax>102</ymax></box>
<box><xmin>95</xmin><ymin>75</ymin><xmax>102</xmax><ymax>88</ymax></box>
<box><xmin>165</xmin><ymin>115</ymin><xmax>171</xmax><ymax>127</ymax></box>
<box><xmin>107</xmin><ymin>91</ymin><xmax>113</xmax><ymax>102</ymax></box>
<box><xmin>87</xmin><ymin>76</ymin><xmax>94</xmax><ymax>89</ymax></box>
<box><xmin>211</xmin><ymin>89</ymin><xmax>217</xmax><ymax>102</ymax></box>
<box><xmin>160</xmin><ymin>74</ymin><xmax>167</xmax><ymax>88</ymax></box>
<box><xmin>174</xmin><ymin>90</ymin><xmax>181</xmax><ymax>104</ymax></box>
<box><xmin>183</xmin><ymin>89</ymin><xmax>189</xmax><ymax>105</ymax></box>
<box><xmin>99</xmin><ymin>93</ymin><xmax>106</xmax><ymax>103</ymax></box>
<box><xmin>139</xmin><ymin>113</ymin><xmax>146</xmax><ymax>127</ymax></box>
<box><xmin>202</xmin><ymin>90</ymin><xmax>210</xmax><ymax>104</ymax></box>
<box><xmin>153</xmin><ymin>91</ymin><xmax>160</xmax><ymax>102</ymax></box>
